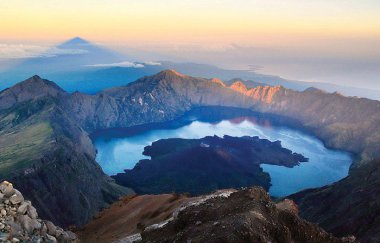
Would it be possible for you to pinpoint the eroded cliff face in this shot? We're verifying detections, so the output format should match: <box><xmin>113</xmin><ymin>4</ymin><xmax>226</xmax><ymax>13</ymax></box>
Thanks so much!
<box><xmin>229</xmin><ymin>80</ymin><xmax>380</xmax><ymax>163</ymax></box>
<box><xmin>61</xmin><ymin>70</ymin><xmax>253</xmax><ymax>132</ymax></box>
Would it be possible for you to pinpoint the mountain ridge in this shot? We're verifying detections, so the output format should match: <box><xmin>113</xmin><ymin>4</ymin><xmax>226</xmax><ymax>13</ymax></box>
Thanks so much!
<box><xmin>0</xmin><ymin>71</ymin><xmax>380</xmax><ymax>241</ymax></box>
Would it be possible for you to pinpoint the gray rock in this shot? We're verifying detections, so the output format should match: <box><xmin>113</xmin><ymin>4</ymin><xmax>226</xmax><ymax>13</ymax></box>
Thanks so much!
<box><xmin>65</xmin><ymin>231</ymin><xmax>77</xmax><ymax>241</ymax></box>
<box><xmin>9</xmin><ymin>190</ymin><xmax>24</xmax><ymax>205</ymax></box>
<box><xmin>45</xmin><ymin>221</ymin><xmax>57</xmax><ymax>236</ymax></box>
<box><xmin>17</xmin><ymin>202</ymin><xmax>29</xmax><ymax>215</ymax></box>
<box><xmin>6</xmin><ymin>221</ymin><xmax>23</xmax><ymax>237</ymax></box>
<box><xmin>0</xmin><ymin>181</ymin><xmax>78</xmax><ymax>242</ymax></box>
<box><xmin>40</xmin><ymin>222</ymin><xmax>47</xmax><ymax>237</ymax></box>
<box><xmin>27</xmin><ymin>205</ymin><xmax>38</xmax><ymax>219</ymax></box>
<box><xmin>11</xmin><ymin>238</ymin><xmax>20</xmax><ymax>243</ymax></box>
<box><xmin>0</xmin><ymin>182</ymin><xmax>15</xmax><ymax>198</ymax></box>
<box><xmin>54</xmin><ymin>227</ymin><xmax>64</xmax><ymax>238</ymax></box>
<box><xmin>46</xmin><ymin>234</ymin><xmax>57</xmax><ymax>243</ymax></box>
<box><xmin>18</xmin><ymin>215</ymin><xmax>41</xmax><ymax>234</ymax></box>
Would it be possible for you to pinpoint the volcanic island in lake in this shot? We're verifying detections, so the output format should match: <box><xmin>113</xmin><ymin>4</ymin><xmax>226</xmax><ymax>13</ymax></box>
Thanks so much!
<box><xmin>113</xmin><ymin>135</ymin><xmax>308</xmax><ymax>195</ymax></box>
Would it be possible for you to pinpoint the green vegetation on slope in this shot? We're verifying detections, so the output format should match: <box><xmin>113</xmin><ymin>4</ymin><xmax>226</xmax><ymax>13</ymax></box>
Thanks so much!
<box><xmin>0</xmin><ymin>98</ymin><xmax>56</xmax><ymax>177</ymax></box>
<box><xmin>0</xmin><ymin>122</ymin><xmax>53</xmax><ymax>177</ymax></box>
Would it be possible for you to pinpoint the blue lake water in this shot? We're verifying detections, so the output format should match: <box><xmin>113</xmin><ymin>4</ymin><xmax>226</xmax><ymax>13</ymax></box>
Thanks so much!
<box><xmin>93</xmin><ymin>109</ymin><xmax>352</xmax><ymax>197</ymax></box>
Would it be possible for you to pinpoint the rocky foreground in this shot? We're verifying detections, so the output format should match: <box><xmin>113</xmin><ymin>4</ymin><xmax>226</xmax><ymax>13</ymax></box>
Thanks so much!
<box><xmin>79</xmin><ymin>187</ymin><xmax>355</xmax><ymax>243</ymax></box>
<box><xmin>0</xmin><ymin>181</ymin><xmax>77</xmax><ymax>243</ymax></box>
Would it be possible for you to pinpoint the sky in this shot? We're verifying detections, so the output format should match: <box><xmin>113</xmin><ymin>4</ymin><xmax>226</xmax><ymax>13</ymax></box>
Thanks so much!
<box><xmin>1</xmin><ymin>0</ymin><xmax>380</xmax><ymax>89</ymax></box>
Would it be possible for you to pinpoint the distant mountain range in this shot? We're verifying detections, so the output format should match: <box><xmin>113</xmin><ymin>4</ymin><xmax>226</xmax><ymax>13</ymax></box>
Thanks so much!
<box><xmin>1</xmin><ymin>37</ymin><xmax>379</xmax><ymax>100</ymax></box>
<box><xmin>0</xmin><ymin>70</ymin><xmax>379</xmax><ymax>241</ymax></box>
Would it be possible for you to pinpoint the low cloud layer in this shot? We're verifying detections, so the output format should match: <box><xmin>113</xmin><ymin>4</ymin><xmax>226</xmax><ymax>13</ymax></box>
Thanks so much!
<box><xmin>85</xmin><ymin>61</ymin><xmax>144</xmax><ymax>68</ymax></box>
<box><xmin>86</xmin><ymin>61</ymin><xmax>161</xmax><ymax>68</ymax></box>
<box><xmin>0</xmin><ymin>43</ymin><xmax>88</xmax><ymax>59</ymax></box>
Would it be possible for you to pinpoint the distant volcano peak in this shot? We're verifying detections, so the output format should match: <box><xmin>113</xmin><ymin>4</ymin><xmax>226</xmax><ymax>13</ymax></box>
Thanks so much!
<box><xmin>57</xmin><ymin>37</ymin><xmax>92</xmax><ymax>49</ymax></box>
<box><xmin>63</xmin><ymin>37</ymin><xmax>90</xmax><ymax>45</ymax></box>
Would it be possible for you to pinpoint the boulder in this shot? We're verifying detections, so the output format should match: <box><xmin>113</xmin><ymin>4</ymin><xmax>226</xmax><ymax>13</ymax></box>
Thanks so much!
<box><xmin>45</xmin><ymin>221</ymin><xmax>57</xmax><ymax>236</ymax></box>
<box><xmin>9</xmin><ymin>190</ymin><xmax>24</xmax><ymax>205</ymax></box>
<box><xmin>17</xmin><ymin>202</ymin><xmax>29</xmax><ymax>215</ymax></box>
<box><xmin>0</xmin><ymin>181</ymin><xmax>78</xmax><ymax>242</ymax></box>
<box><xmin>0</xmin><ymin>181</ymin><xmax>15</xmax><ymax>198</ymax></box>
<box><xmin>46</xmin><ymin>234</ymin><xmax>57</xmax><ymax>243</ymax></box>
<box><xmin>27</xmin><ymin>205</ymin><xmax>38</xmax><ymax>219</ymax></box>
<box><xmin>18</xmin><ymin>214</ymin><xmax>41</xmax><ymax>234</ymax></box>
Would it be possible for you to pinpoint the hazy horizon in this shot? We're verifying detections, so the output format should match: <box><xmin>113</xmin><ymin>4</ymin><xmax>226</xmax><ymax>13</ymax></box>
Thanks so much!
<box><xmin>1</xmin><ymin>0</ymin><xmax>380</xmax><ymax>89</ymax></box>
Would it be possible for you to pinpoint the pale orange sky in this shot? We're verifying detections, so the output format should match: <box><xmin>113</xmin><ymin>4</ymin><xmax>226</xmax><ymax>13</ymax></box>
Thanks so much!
<box><xmin>1</xmin><ymin>0</ymin><xmax>380</xmax><ymax>45</ymax></box>
<box><xmin>1</xmin><ymin>0</ymin><xmax>380</xmax><ymax>89</ymax></box>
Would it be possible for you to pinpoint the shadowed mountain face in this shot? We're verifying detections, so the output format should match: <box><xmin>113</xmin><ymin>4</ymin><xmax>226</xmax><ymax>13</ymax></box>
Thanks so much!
<box><xmin>290</xmin><ymin>159</ymin><xmax>380</xmax><ymax>243</ymax></box>
<box><xmin>0</xmin><ymin>70</ymin><xmax>380</xmax><ymax>240</ymax></box>
<box><xmin>0</xmin><ymin>76</ymin><xmax>132</xmax><ymax>227</ymax></box>
<box><xmin>112</xmin><ymin>135</ymin><xmax>308</xmax><ymax>195</ymax></box>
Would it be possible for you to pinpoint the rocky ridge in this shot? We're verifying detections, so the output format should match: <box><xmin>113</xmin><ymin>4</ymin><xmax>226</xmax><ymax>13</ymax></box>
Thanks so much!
<box><xmin>114</xmin><ymin>187</ymin><xmax>354</xmax><ymax>243</ymax></box>
<box><xmin>0</xmin><ymin>181</ymin><xmax>77</xmax><ymax>242</ymax></box>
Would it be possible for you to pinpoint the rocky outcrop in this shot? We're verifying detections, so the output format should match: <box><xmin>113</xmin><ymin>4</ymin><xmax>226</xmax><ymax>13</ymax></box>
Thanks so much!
<box><xmin>229</xmin><ymin>81</ymin><xmax>249</xmax><ymax>93</ymax></box>
<box><xmin>78</xmin><ymin>187</ymin><xmax>354</xmax><ymax>243</ymax></box>
<box><xmin>141</xmin><ymin>187</ymin><xmax>352</xmax><ymax>243</ymax></box>
<box><xmin>0</xmin><ymin>181</ymin><xmax>77</xmax><ymax>242</ymax></box>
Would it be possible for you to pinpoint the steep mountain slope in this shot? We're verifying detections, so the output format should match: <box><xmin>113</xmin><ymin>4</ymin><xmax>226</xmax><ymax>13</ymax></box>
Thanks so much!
<box><xmin>0</xmin><ymin>76</ymin><xmax>132</xmax><ymax>227</ymax></box>
<box><xmin>291</xmin><ymin>159</ymin><xmax>380</xmax><ymax>243</ymax></box>
<box><xmin>229</xmin><ymin>81</ymin><xmax>380</xmax><ymax>163</ymax></box>
<box><xmin>1</xmin><ymin>70</ymin><xmax>380</xmax><ymax>239</ymax></box>
<box><xmin>77</xmin><ymin>194</ymin><xmax>192</xmax><ymax>243</ymax></box>
<box><xmin>61</xmin><ymin>70</ymin><xmax>252</xmax><ymax>132</ymax></box>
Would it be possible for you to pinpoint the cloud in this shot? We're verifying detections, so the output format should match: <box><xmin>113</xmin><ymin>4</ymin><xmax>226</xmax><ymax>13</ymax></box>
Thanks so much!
<box><xmin>0</xmin><ymin>43</ymin><xmax>88</xmax><ymax>59</ymax></box>
<box><xmin>144</xmin><ymin>61</ymin><xmax>161</xmax><ymax>66</ymax></box>
<box><xmin>85</xmin><ymin>61</ymin><xmax>145</xmax><ymax>68</ymax></box>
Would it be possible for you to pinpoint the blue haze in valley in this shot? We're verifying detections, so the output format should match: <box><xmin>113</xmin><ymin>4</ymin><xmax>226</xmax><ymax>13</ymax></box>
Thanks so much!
<box><xmin>94</xmin><ymin>109</ymin><xmax>352</xmax><ymax>197</ymax></box>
